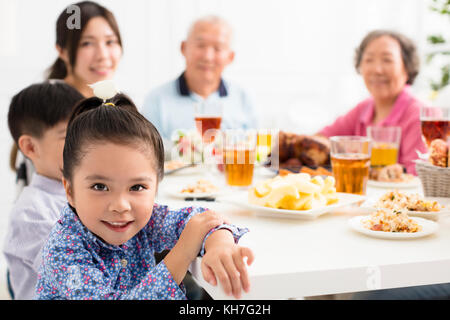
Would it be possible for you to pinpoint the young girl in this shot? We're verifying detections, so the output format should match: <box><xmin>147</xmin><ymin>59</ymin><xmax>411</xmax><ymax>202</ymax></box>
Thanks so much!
<box><xmin>35</xmin><ymin>93</ymin><xmax>254</xmax><ymax>300</ymax></box>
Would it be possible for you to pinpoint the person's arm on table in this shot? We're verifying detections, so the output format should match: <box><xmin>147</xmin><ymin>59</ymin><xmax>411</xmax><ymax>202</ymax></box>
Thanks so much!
<box><xmin>201</xmin><ymin>229</ymin><xmax>254</xmax><ymax>299</ymax></box>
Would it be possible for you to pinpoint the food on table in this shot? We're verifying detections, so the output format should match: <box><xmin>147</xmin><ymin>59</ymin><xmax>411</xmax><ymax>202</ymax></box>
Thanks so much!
<box><xmin>170</xmin><ymin>129</ymin><xmax>203</xmax><ymax>164</ymax></box>
<box><xmin>180</xmin><ymin>179</ymin><xmax>219</xmax><ymax>194</ymax></box>
<box><xmin>299</xmin><ymin>166</ymin><xmax>333</xmax><ymax>176</ymax></box>
<box><xmin>362</xmin><ymin>208</ymin><xmax>422</xmax><ymax>233</ymax></box>
<box><xmin>164</xmin><ymin>160</ymin><xmax>188</xmax><ymax>171</ymax></box>
<box><xmin>279</xmin><ymin>166</ymin><xmax>332</xmax><ymax>177</ymax></box>
<box><xmin>369</xmin><ymin>163</ymin><xmax>414</xmax><ymax>183</ymax></box>
<box><xmin>267</xmin><ymin>131</ymin><xmax>330</xmax><ymax>170</ymax></box>
<box><xmin>278</xmin><ymin>169</ymin><xmax>292</xmax><ymax>177</ymax></box>
<box><xmin>429</xmin><ymin>138</ymin><xmax>448</xmax><ymax>167</ymax></box>
<box><xmin>248</xmin><ymin>172</ymin><xmax>338</xmax><ymax>210</ymax></box>
<box><xmin>376</xmin><ymin>190</ymin><xmax>442</xmax><ymax>212</ymax></box>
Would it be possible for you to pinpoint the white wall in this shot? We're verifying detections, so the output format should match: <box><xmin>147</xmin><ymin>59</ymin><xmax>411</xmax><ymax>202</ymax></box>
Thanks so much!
<box><xmin>0</xmin><ymin>0</ymin><xmax>448</xmax><ymax>298</ymax></box>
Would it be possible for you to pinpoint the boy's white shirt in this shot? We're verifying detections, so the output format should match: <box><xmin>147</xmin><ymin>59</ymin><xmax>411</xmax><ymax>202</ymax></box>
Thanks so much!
<box><xmin>3</xmin><ymin>172</ymin><xmax>67</xmax><ymax>300</ymax></box>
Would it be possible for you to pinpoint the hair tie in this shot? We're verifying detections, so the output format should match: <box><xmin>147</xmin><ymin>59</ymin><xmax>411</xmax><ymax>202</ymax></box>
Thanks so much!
<box><xmin>104</xmin><ymin>102</ymin><xmax>115</xmax><ymax>107</ymax></box>
<box><xmin>88</xmin><ymin>80</ymin><xmax>120</xmax><ymax>102</ymax></box>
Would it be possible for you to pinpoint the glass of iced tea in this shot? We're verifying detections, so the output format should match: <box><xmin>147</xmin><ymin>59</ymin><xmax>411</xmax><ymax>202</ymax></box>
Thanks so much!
<box><xmin>194</xmin><ymin>102</ymin><xmax>223</xmax><ymax>144</ymax></box>
<box><xmin>330</xmin><ymin>136</ymin><xmax>372</xmax><ymax>195</ymax></box>
<box><xmin>366</xmin><ymin>126</ymin><xmax>401</xmax><ymax>167</ymax></box>
<box><xmin>194</xmin><ymin>102</ymin><xmax>223</xmax><ymax>169</ymax></box>
<box><xmin>222</xmin><ymin>129</ymin><xmax>257</xmax><ymax>188</ymax></box>
<box><xmin>420</xmin><ymin>106</ymin><xmax>450</xmax><ymax>148</ymax></box>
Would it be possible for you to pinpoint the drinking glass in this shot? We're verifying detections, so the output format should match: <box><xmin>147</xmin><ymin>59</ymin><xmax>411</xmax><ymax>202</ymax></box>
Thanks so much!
<box><xmin>194</xmin><ymin>102</ymin><xmax>223</xmax><ymax>144</ymax></box>
<box><xmin>420</xmin><ymin>106</ymin><xmax>450</xmax><ymax>148</ymax></box>
<box><xmin>330</xmin><ymin>136</ymin><xmax>372</xmax><ymax>195</ymax></box>
<box><xmin>194</xmin><ymin>102</ymin><xmax>223</xmax><ymax>170</ymax></box>
<box><xmin>366</xmin><ymin>126</ymin><xmax>401</xmax><ymax>167</ymax></box>
<box><xmin>256</xmin><ymin>129</ymin><xmax>273</xmax><ymax>163</ymax></box>
<box><xmin>222</xmin><ymin>129</ymin><xmax>257</xmax><ymax>188</ymax></box>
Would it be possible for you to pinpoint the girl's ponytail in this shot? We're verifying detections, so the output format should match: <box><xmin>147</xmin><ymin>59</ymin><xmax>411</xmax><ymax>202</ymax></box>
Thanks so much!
<box><xmin>63</xmin><ymin>92</ymin><xmax>166</xmax><ymax>183</ymax></box>
<box><xmin>68</xmin><ymin>96</ymin><xmax>104</xmax><ymax>126</ymax></box>
<box><xmin>68</xmin><ymin>93</ymin><xmax>138</xmax><ymax>126</ymax></box>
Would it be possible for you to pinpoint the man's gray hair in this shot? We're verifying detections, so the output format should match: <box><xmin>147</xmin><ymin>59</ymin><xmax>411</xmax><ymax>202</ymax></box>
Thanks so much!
<box><xmin>186</xmin><ymin>14</ymin><xmax>234</xmax><ymax>46</ymax></box>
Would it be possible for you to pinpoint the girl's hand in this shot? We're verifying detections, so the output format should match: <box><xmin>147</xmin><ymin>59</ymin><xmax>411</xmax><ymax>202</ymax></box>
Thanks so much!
<box><xmin>177</xmin><ymin>210</ymin><xmax>225</xmax><ymax>262</ymax></box>
<box><xmin>201</xmin><ymin>230</ymin><xmax>255</xmax><ymax>299</ymax></box>
<box><xmin>164</xmin><ymin>210</ymin><xmax>226</xmax><ymax>285</ymax></box>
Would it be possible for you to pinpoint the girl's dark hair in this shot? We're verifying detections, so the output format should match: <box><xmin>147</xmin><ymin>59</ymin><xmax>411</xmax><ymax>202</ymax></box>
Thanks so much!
<box><xmin>63</xmin><ymin>94</ymin><xmax>165</xmax><ymax>183</ymax></box>
<box><xmin>8</xmin><ymin>81</ymin><xmax>84</xmax><ymax>170</ymax></box>
<box><xmin>354</xmin><ymin>30</ymin><xmax>420</xmax><ymax>85</ymax></box>
<box><xmin>47</xmin><ymin>1</ymin><xmax>123</xmax><ymax>79</ymax></box>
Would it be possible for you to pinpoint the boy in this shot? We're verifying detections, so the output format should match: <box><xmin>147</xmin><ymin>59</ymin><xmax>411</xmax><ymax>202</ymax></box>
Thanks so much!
<box><xmin>3</xmin><ymin>81</ymin><xmax>83</xmax><ymax>299</ymax></box>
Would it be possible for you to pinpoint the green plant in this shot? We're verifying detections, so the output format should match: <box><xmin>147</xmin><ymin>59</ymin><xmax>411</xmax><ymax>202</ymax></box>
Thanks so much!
<box><xmin>426</xmin><ymin>0</ymin><xmax>450</xmax><ymax>91</ymax></box>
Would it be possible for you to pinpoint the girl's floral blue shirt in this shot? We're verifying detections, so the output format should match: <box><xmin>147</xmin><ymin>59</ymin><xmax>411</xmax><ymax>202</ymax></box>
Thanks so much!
<box><xmin>35</xmin><ymin>203</ymin><xmax>248</xmax><ymax>300</ymax></box>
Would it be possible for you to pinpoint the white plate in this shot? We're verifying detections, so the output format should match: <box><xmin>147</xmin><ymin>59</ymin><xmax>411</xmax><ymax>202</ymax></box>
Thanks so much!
<box><xmin>348</xmin><ymin>215</ymin><xmax>438</xmax><ymax>239</ymax></box>
<box><xmin>360</xmin><ymin>197</ymin><xmax>450</xmax><ymax>221</ymax></box>
<box><xmin>222</xmin><ymin>192</ymin><xmax>366</xmax><ymax>220</ymax></box>
<box><xmin>164</xmin><ymin>164</ymin><xmax>194</xmax><ymax>175</ymax></box>
<box><xmin>165</xmin><ymin>188</ymin><xmax>222</xmax><ymax>200</ymax></box>
<box><xmin>164</xmin><ymin>164</ymin><xmax>207</xmax><ymax>176</ymax></box>
<box><xmin>367</xmin><ymin>177</ymin><xmax>421</xmax><ymax>189</ymax></box>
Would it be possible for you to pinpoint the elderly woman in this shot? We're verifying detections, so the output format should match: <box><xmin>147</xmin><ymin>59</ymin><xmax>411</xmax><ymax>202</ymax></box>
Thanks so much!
<box><xmin>318</xmin><ymin>30</ymin><xmax>427</xmax><ymax>175</ymax></box>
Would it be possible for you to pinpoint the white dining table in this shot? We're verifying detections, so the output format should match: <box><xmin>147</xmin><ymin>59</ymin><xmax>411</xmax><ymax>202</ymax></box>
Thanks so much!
<box><xmin>157</xmin><ymin>165</ymin><xmax>450</xmax><ymax>300</ymax></box>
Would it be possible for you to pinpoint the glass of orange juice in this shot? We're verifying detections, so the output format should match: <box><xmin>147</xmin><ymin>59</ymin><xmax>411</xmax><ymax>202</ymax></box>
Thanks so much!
<box><xmin>330</xmin><ymin>136</ymin><xmax>372</xmax><ymax>195</ymax></box>
<box><xmin>256</xmin><ymin>129</ymin><xmax>273</xmax><ymax>163</ymax></box>
<box><xmin>222</xmin><ymin>129</ymin><xmax>257</xmax><ymax>188</ymax></box>
<box><xmin>366</xmin><ymin>126</ymin><xmax>401</xmax><ymax>167</ymax></box>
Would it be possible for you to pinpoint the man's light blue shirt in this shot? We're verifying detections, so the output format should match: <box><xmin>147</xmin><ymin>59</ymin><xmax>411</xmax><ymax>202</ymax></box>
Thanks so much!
<box><xmin>141</xmin><ymin>73</ymin><xmax>258</xmax><ymax>141</ymax></box>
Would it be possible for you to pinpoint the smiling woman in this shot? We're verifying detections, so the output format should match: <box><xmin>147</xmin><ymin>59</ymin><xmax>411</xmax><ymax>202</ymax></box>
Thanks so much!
<box><xmin>9</xmin><ymin>1</ymin><xmax>124</xmax><ymax>189</ymax></box>
<box><xmin>47</xmin><ymin>1</ymin><xmax>123</xmax><ymax>98</ymax></box>
<box><xmin>317</xmin><ymin>30</ymin><xmax>427</xmax><ymax>175</ymax></box>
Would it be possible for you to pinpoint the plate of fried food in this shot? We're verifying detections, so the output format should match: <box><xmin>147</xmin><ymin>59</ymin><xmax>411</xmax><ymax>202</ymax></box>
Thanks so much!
<box><xmin>348</xmin><ymin>208</ymin><xmax>438</xmax><ymax>239</ymax></box>
<box><xmin>361</xmin><ymin>190</ymin><xmax>449</xmax><ymax>221</ymax></box>
<box><xmin>368</xmin><ymin>164</ymin><xmax>419</xmax><ymax>188</ymax></box>
<box><xmin>164</xmin><ymin>160</ymin><xmax>196</xmax><ymax>175</ymax></box>
<box><xmin>264</xmin><ymin>131</ymin><xmax>331</xmax><ymax>173</ymax></box>
<box><xmin>224</xmin><ymin>173</ymin><xmax>366</xmax><ymax>219</ymax></box>
<box><xmin>165</xmin><ymin>179</ymin><xmax>222</xmax><ymax>200</ymax></box>
<box><xmin>277</xmin><ymin>166</ymin><xmax>333</xmax><ymax>177</ymax></box>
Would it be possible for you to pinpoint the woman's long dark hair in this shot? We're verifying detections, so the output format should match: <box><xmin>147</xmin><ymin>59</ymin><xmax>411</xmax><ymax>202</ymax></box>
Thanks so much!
<box><xmin>63</xmin><ymin>94</ymin><xmax>165</xmax><ymax>183</ymax></box>
<box><xmin>47</xmin><ymin>1</ymin><xmax>123</xmax><ymax>80</ymax></box>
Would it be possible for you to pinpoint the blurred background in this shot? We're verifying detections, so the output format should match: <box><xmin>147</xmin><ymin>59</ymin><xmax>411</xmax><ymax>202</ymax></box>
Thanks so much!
<box><xmin>0</xmin><ymin>0</ymin><xmax>449</xmax><ymax>299</ymax></box>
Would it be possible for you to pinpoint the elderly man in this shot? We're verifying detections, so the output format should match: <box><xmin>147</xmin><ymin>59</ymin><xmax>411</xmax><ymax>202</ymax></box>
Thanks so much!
<box><xmin>142</xmin><ymin>15</ymin><xmax>258</xmax><ymax>142</ymax></box>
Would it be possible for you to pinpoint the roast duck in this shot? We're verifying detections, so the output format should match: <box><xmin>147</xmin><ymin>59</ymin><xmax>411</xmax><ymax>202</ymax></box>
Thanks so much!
<box><xmin>267</xmin><ymin>131</ymin><xmax>331</xmax><ymax>170</ymax></box>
